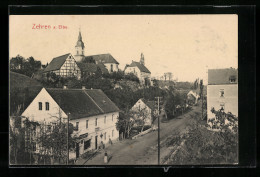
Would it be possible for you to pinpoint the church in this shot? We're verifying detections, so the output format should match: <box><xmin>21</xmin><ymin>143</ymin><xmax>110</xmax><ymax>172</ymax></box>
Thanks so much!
<box><xmin>43</xmin><ymin>29</ymin><xmax>120</xmax><ymax>79</ymax></box>
<box><xmin>73</xmin><ymin>30</ymin><xmax>120</xmax><ymax>73</ymax></box>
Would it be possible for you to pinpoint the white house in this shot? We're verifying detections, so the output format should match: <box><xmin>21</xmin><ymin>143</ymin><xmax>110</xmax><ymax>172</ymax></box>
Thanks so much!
<box><xmin>207</xmin><ymin>68</ymin><xmax>238</xmax><ymax>121</ymax></box>
<box><xmin>124</xmin><ymin>53</ymin><xmax>151</xmax><ymax>85</ymax></box>
<box><xmin>187</xmin><ymin>90</ymin><xmax>200</xmax><ymax>105</ymax></box>
<box><xmin>21</xmin><ymin>87</ymin><xmax>120</xmax><ymax>160</ymax></box>
<box><xmin>130</xmin><ymin>98</ymin><xmax>157</xmax><ymax>126</ymax></box>
<box><xmin>43</xmin><ymin>53</ymin><xmax>81</xmax><ymax>80</ymax></box>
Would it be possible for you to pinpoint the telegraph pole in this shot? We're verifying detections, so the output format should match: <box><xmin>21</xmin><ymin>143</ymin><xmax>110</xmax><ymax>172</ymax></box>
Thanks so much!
<box><xmin>200</xmin><ymin>80</ymin><xmax>204</xmax><ymax>120</ymax></box>
<box><xmin>67</xmin><ymin>113</ymin><xmax>70</xmax><ymax>165</ymax></box>
<box><xmin>155</xmin><ymin>96</ymin><xmax>162</xmax><ymax>165</ymax></box>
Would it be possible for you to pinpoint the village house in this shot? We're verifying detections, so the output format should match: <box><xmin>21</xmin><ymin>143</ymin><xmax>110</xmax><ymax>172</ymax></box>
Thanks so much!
<box><xmin>124</xmin><ymin>53</ymin><xmax>151</xmax><ymax>85</ymax></box>
<box><xmin>43</xmin><ymin>53</ymin><xmax>81</xmax><ymax>80</ymax></box>
<box><xmin>187</xmin><ymin>90</ymin><xmax>200</xmax><ymax>105</ymax></box>
<box><xmin>207</xmin><ymin>68</ymin><xmax>238</xmax><ymax>121</ymax></box>
<box><xmin>130</xmin><ymin>98</ymin><xmax>158</xmax><ymax>126</ymax></box>
<box><xmin>21</xmin><ymin>87</ymin><xmax>120</xmax><ymax>160</ymax></box>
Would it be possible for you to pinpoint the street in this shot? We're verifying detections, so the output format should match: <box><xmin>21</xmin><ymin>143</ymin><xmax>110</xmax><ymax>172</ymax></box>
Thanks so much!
<box><xmin>76</xmin><ymin>105</ymin><xmax>201</xmax><ymax>165</ymax></box>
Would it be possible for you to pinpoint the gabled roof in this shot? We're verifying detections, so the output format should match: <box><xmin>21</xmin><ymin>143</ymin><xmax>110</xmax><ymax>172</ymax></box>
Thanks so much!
<box><xmin>127</xmin><ymin>61</ymin><xmax>151</xmax><ymax>73</ymax></box>
<box><xmin>45</xmin><ymin>88</ymin><xmax>120</xmax><ymax>120</ymax></box>
<box><xmin>44</xmin><ymin>53</ymin><xmax>71</xmax><ymax>72</ymax></box>
<box><xmin>138</xmin><ymin>98</ymin><xmax>155</xmax><ymax>110</ymax></box>
<box><xmin>76</xmin><ymin>62</ymin><xmax>109</xmax><ymax>74</ymax></box>
<box><xmin>208</xmin><ymin>68</ymin><xmax>238</xmax><ymax>85</ymax></box>
<box><xmin>77</xmin><ymin>62</ymin><xmax>98</xmax><ymax>73</ymax></box>
<box><xmin>85</xmin><ymin>54</ymin><xmax>119</xmax><ymax>64</ymax></box>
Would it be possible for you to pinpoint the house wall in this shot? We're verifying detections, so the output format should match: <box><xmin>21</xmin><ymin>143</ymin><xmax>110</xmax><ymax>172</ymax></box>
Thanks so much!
<box><xmin>69</xmin><ymin>111</ymin><xmax>119</xmax><ymax>159</ymax></box>
<box><xmin>22</xmin><ymin>88</ymin><xmax>68</xmax><ymax>123</ymax></box>
<box><xmin>207</xmin><ymin>84</ymin><xmax>238</xmax><ymax>120</ymax></box>
<box><xmin>125</xmin><ymin>67</ymin><xmax>151</xmax><ymax>84</ymax></box>
<box><xmin>58</xmin><ymin>55</ymin><xmax>81</xmax><ymax>79</ymax></box>
<box><xmin>131</xmin><ymin>99</ymin><xmax>152</xmax><ymax>126</ymax></box>
<box><xmin>104</xmin><ymin>63</ymin><xmax>119</xmax><ymax>73</ymax></box>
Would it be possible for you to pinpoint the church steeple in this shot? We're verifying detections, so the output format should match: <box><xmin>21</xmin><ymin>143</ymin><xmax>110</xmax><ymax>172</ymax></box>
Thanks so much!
<box><xmin>74</xmin><ymin>28</ymin><xmax>85</xmax><ymax>62</ymax></box>
<box><xmin>140</xmin><ymin>53</ymin><xmax>145</xmax><ymax>65</ymax></box>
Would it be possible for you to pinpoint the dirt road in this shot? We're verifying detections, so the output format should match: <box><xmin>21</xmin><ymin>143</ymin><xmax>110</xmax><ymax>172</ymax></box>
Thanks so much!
<box><xmin>77</xmin><ymin>105</ymin><xmax>201</xmax><ymax>165</ymax></box>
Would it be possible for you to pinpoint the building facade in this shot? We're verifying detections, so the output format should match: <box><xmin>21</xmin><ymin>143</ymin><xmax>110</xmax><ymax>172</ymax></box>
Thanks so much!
<box><xmin>124</xmin><ymin>53</ymin><xmax>151</xmax><ymax>85</ymax></box>
<box><xmin>130</xmin><ymin>98</ymin><xmax>157</xmax><ymax>126</ymax></box>
<box><xmin>207</xmin><ymin>68</ymin><xmax>238</xmax><ymax>120</ymax></box>
<box><xmin>21</xmin><ymin>87</ymin><xmax>120</xmax><ymax>160</ymax></box>
<box><xmin>43</xmin><ymin>53</ymin><xmax>81</xmax><ymax>79</ymax></box>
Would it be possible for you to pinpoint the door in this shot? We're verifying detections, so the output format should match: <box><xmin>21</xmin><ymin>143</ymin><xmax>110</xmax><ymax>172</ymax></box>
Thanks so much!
<box><xmin>76</xmin><ymin>142</ymin><xmax>79</xmax><ymax>158</ymax></box>
<box><xmin>95</xmin><ymin>135</ymin><xmax>98</xmax><ymax>149</ymax></box>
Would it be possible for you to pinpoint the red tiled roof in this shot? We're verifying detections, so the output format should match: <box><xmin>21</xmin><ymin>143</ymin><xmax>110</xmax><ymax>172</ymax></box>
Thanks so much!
<box><xmin>208</xmin><ymin>68</ymin><xmax>238</xmax><ymax>85</ymax></box>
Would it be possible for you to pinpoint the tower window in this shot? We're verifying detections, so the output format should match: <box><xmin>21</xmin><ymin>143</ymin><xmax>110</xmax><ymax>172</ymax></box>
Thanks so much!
<box><xmin>95</xmin><ymin>118</ymin><xmax>98</xmax><ymax>126</ymax></box>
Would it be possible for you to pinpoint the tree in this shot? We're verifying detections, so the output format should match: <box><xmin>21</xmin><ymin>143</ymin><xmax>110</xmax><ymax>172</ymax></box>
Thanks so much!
<box><xmin>132</xmin><ymin>107</ymin><xmax>150</xmax><ymax>132</ymax></box>
<box><xmin>10</xmin><ymin>55</ymin><xmax>25</xmax><ymax>70</ymax></box>
<box><xmin>116</xmin><ymin>111</ymin><xmax>135</xmax><ymax>139</ymax></box>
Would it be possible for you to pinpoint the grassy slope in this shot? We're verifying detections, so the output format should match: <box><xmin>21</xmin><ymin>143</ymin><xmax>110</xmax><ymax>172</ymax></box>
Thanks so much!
<box><xmin>10</xmin><ymin>72</ymin><xmax>43</xmax><ymax>115</ymax></box>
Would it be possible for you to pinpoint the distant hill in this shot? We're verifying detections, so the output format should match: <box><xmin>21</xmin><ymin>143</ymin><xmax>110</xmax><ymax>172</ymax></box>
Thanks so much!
<box><xmin>10</xmin><ymin>72</ymin><xmax>43</xmax><ymax>115</ymax></box>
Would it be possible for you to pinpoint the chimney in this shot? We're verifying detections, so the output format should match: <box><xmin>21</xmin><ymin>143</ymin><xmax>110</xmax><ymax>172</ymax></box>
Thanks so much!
<box><xmin>82</xmin><ymin>85</ymin><xmax>86</xmax><ymax>90</ymax></box>
<box><xmin>63</xmin><ymin>85</ymin><xmax>68</xmax><ymax>89</ymax></box>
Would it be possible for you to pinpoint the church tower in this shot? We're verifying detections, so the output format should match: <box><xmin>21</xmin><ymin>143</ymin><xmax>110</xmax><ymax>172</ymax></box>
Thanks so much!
<box><xmin>140</xmin><ymin>53</ymin><xmax>145</xmax><ymax>65</ymax></box>
<box><xmin>74</xmin><ymin>29</ymin><xmax>85</xmax><ymax>62</ymax></box>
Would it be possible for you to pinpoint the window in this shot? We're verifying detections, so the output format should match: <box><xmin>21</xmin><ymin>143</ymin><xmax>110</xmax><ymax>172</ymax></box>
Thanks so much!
<box><xmin>38</xmin><ymin>102</ymin><xmax>42</xmax><ymax>110</ymax></box>
<box><xmin>219</xmin><ymin>89</ymin><xmax>224</xmax><ymax>97</ymax></box>
<box><xmin>104</xmin><ymin>116</ymin><xmax>106</xmax><ymax>124</ymax></box>
<box><xmin>220</xmin><ymin>103</ymin><xmax>225</xmax><ymax>111</ymax></box>
<box><xmin>84</xmin><ymin>139</ymin><xmax>91</xmax><ymax>150</ymax></box>
<box><xmin>112</xmin><ymin>114</ymin><xmax>114</xmax><ymax>122</ymax></box>
<box><xmin>86</xmin><ymin>120</ymin><xmax>88</xmax><ymax>129</ymax></box>
<box><xmin>95</xmin><ymin>118</ymin><xmax>98</xmax><ymax>126</ymax></box>
<box><xmin>112</xmin><ymin>130</ymin><xmax>114</xmax><ymax>137</ymax></box>
<box><xmin>45</xmin><ymin>102</ymin><xmax>49</xmax><ymax>110</ymax></box>
<box><xmin>104</xmin><ymin>132</ymin><xmax>107</xmax><ymax>140</ymax></box>
<box><xmin>111</xmin><ymin>64</ymin><xmax>113</xmax><ymax>72</ymax></box>
<box><xmin>75</xmin><ymin>122</ymin><xmax>79</xmax><ymax>131</ymax></box>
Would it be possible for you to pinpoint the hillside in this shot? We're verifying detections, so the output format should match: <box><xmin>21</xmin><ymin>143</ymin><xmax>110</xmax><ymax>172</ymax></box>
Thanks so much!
<box><xmin>10</xmin><ymin>71</ymin><xmax>42</xmax><ymax>90</ymax></box>
<box><xmin>10</xmin><ymin>72</ymin><xmax>43</xmax><ymax>115</ymax></box>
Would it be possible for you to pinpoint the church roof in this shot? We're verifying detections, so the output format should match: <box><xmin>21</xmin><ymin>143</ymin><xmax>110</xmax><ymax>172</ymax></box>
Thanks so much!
<box><xmin>127</xmin><ymin>61</ymin><xmax>151</xmax><ymax>73</ymax></box>
<box><xmin>86</xmin><ymin>53</ymin><xmax>119</xmax><ymax>64</ymax></box>
<box><xmin>44</xmin><ymin>53</ymin><xmax>71</xmax><ymax>72</ymax></box>
<box><xmin>208</xmin><ymin>68</ymin><xmax>238</xmax><ymax>85</ymax></box>
<box><xmin>76</xmin><ymin>62</ymin><xmax>109</xmax><ymax>74</ymax></box>
<box><xmin>46</xmin><ymin>88</ymin><xmax>120</xmax><ymax>120</ymax></box>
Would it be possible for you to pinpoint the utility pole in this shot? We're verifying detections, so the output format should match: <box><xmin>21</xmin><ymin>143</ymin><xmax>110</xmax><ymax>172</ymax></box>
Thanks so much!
<box><xmin>200</xmin><ymin>80</ymin><xmax>204</xmax><ymax>120</ymax></box>
<box><xmin>67</xmin><ymin>113</ymin><xmax>70</xmax><ymax>165</ymax></box>
<box><xmin>155</xmin><ymin>96</ymin><xmax>162</xmax><ymax>165</ymax></box>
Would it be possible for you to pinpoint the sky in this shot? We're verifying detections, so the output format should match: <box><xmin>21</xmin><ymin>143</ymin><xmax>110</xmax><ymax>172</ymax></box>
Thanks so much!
<box><xmin>9</xmin><ymin>15</ymin><xmax>238</xmax><ymax>83</ymax></box>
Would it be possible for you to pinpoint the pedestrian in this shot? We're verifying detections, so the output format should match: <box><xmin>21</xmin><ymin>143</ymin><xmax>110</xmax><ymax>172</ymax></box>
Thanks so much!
<box><xmin>104</xmin><ymin>151</ymin><xmax>108</xmax><ymax>164</ymax></box>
